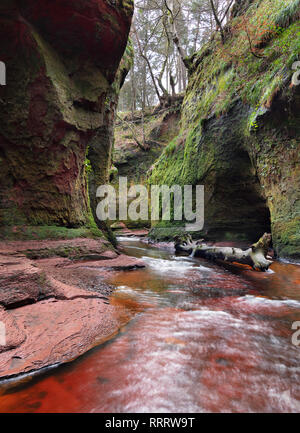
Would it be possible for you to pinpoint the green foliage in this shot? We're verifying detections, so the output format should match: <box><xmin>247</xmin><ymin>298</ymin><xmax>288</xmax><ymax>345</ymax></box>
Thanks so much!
<box><xmin>274</xmin><ymin>0</ymin><xmax>300</xmax><ymax>27</ymax></box>
<box><xmin>85</xmin><ymin>157</ymin><xmax>92</xmax><ymax>174</ymax></box>
<box><xmin>149</xmin><ymin>222</ymin><xmax>186</xmax><ymax>242</ymax></box>
<box><xmin>149</xmin><ymin>0</ymin><xmax>300</xmax><ymax>255</ymax></box>
<box><xmin>152</xmin><ymin>0</ymin><xmax>300</xmax><ymax>174</ymax></box>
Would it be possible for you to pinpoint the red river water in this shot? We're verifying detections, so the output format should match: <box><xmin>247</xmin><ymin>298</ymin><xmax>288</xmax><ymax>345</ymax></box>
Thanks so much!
<box><xmin>0</xmin><ymin>237</ymin><xmax>299</xmax><ymax>413</ymax></box>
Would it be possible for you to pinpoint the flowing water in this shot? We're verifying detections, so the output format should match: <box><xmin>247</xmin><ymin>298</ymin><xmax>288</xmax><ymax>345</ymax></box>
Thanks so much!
<box><xmin>0</xmin><ymin>237</ymin><xmax>300</xmax><ymax>413</ymax></box>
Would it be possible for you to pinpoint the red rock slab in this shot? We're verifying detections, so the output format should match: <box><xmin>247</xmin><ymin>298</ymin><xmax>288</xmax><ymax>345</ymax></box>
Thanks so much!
<box><xmin>66</xmin><ymin>254</ymin><xmax>146</xmax><ymax>271</ymax></box>
<box><xmin>0</xmin><ymin>254</ymin><xmax>53</xmax><ymax>308</ymax></box>
<box><xmin>0</xmin><ymin>296</ymin><xmax>123</xmax><ymax>379</ymax></box>
<box><xmin>0</xmin><ymin>240</ymin><xmax>146</xmax><ymax>380</ymax></box>
<box><xmin>111</xmin><ymin>222</ymin><xmax>127</xmax><ymax>230</ymax></box>
<box><xmin>116</xmin><ymin>229</ymin><xmax>149</xmax><ymax>237</ymax></box>
<box><xmin>0</xmin><ymin>308</ymin><xmax>26</xmax><ymax>354</ymax></box>
<box><xmin>0</xmin><ymin>238</ymin><xmax>115</xmax><ymax>257</ymax></box>
<box><xmin>0</xmin><ymin>252</ymin><xmax>98</xmax><ymax>310</ymax></box>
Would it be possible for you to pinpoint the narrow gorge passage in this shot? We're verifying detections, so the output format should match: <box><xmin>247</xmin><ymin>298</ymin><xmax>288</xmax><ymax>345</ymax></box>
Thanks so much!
<box><xmin>0</xmin><ymin>237</ymin><xmax>299</xmax><ymax>413</ymax></box>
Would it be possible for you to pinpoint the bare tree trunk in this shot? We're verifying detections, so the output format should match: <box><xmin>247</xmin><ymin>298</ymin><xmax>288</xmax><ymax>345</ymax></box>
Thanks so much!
<box><xmin>141</xmin><ymin>108</ymin><xmax>146</xmax><ymax>148</ymax></box>
<box><xmin>210</xmin><ymin>0</ymin><xmax>225</xmax><ymax>44</ymax></box>
<box><xmin>157</xmin><ymin>53</ymin><xmax>169</xmax><ymax>97</ymax></box>
<box><xmin>141</xmin><ymin>55</ymin><xmax>147</xmax><ymax>148</ymax></box>
<box><xmin>158</xmin><ymin>14</ymin><xmax>172</xmax><ymax>97</ymax></box>
<box><xmin>131</xmin><ymin>65</ymin><xmax>136</xmax><ymax>117</ymax></box>
<box><xmin>175</xmin><ymin>233</ymin><xmax>273</xmax><ymax>271</ymax></box>
<box><xmin>181</xmin><ymin>58</ymin><xmax>186</xmax><ymax>90</ymax></box>
<box><xmin>146</xmin><ymin>93</ymin><xmax>150</xmax><ymax>107</ymax></box>
<box><xmin>164</xmin><ymin>0</ymin><xmax>191</xmax><ymax>70</ymax></box>
<box><xmin>132</xmin><ymin>24</ymin><xmax>162</xmax><ymax>102</ymax></box>
<box><xmin>170</xmin><ymin>74</ymin><xmax>176</xmax><ymax>96</ymax></box>
<box><xmin>177</xmin><ymin>53</ymin><xmax>182</xmax><ymax>93</ymax></box>
<box><xmin>220</xmin><ymin>0</ymin><xmax>235</xmax><ymax>24</ymax></box>
<box><xmin>193</xmin><ymin>11</ymin><xmax>201</xmax><ymax>52</ymax></box>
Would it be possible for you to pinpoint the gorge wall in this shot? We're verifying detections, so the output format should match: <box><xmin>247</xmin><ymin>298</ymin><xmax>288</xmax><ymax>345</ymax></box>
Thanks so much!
<box><xmin>150</xmin><ymin>0</ymin><xmax>300</xmax><ymax>259</ymax></box>
<box><xmin>0</xmin><ymin>0</ymin><xmax>133</xmax><ymax>238</ymax></box>
<box><xmin>110</xmin><ymin>105</ymin><xmax>181</xmax><ymax>228</ymax></box>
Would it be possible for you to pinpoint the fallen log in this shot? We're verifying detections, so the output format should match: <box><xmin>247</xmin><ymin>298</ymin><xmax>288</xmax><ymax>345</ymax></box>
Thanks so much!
<box><xmin>175</xmin><ymin>233</ymin><xmax>273</xmax><ymax>272</ymax></box>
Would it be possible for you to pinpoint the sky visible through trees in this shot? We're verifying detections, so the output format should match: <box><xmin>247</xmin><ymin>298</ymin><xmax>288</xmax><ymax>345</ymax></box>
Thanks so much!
<box><xmin>118</xmin><ymin>0</ymin><xmax>235</xmax><ymax>112</ymax></box>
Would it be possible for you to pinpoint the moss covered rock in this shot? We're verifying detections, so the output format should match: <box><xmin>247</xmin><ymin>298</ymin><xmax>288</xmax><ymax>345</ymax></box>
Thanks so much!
<box><xmin>0</xmin><ymin>0</ymin><xmax>133</xmax><ymax>235</ymax></box>
<box><xmin>111</xmin><ymin>105</ymin><xmax>181</xmax><ymax>228</ymax></box>
<box><xmin>150</xmin><ymin>0</ymin><xmax>300</xmax><ymax>259</ymax></box>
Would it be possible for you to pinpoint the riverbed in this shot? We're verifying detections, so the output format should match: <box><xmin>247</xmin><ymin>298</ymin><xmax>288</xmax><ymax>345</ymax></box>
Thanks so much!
<box><xmin>0</xmin><ymin>237</ymin><xmax>299</xmax><ymax>413</ymax></box>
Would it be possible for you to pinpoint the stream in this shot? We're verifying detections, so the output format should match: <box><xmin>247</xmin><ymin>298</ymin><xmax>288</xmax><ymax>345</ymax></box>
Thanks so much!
<box><xmin>0</xmin><ymin>237</ymin><xmax>300</xmax><ymax>413</ymax></box>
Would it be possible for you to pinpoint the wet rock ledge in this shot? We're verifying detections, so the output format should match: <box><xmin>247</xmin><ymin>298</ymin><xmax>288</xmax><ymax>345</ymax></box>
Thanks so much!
<box><xmin>0</xmin><ymin>238</ymin><xmax>145</xmax><ymax>380</ymax></box>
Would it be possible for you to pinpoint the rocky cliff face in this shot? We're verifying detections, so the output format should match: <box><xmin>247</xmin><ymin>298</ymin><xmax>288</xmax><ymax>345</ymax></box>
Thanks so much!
<box><xmin>114</xmin><ymin>107</ymin><xmax>181</xmax><ymax>182</ymax></box>
<box><xmin>0</xmin><ymin>0</ymin><xmax>133</xmax><ymax>237</ymax></box>
<box><xmin>111</xmin><ymin>105</ymin><xmax>181</xmax><ymax>228</ymax></box>
<box><xmin>150</xmin><ymin>0</ymin><xmax>300</xmax><ymax>259</ymax></box>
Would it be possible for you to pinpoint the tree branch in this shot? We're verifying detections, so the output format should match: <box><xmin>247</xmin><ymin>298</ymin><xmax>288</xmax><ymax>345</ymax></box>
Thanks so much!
<box><xmin>175</xmin><ymin>233</ymin><xmax>273</xmax><ymax>271</ymax></box>
<box><xmin>210</xmin><ymin>0</ymin><xmax>225</xmax><ymax>44</ymax></box>
<box><xmin>132</xmin><ymin>23</ymin><xmax>162</xmax><ymax>101</ymax></box>
<box><xmin>116</xmin><ymin>113</ymin><xmax>149</xmax><ymax>151</ymax></box>
<box><xmin>164</xmin><ymin>0</ymin><xmax>191</xmax><ymax>70</ymax></box>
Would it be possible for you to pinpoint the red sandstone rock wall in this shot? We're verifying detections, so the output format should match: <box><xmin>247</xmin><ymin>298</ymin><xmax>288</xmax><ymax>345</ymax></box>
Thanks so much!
<box><xmin>0</xmin><ymin>0</ymin><xmax>133</xmax><ymax>230</ymax></box>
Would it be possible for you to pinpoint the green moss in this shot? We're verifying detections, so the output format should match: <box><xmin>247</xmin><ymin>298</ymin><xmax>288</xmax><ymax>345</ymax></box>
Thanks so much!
<box><xmin>118</xmin><ymin>0</ymin><xmax>134</xmax><ymax>17</ymax></box>
<box><xmin>273</xmin><ymin>218</ymin><xmax>300</xmax><ymax>259</ymax></box>
<box><xmin>86</xmin><ymin>212</ymin><xmax>104</xmax><ymax>238</ymax></box>
<box><xmin>149</xmin><ymin>0</ymin><xmax>299</xmax><ymax>256</ymax></box>
<box><xmin>149</xmin><ymin>222</ymin><xmax>186</xmax><ymax>242</ymax></box>
<box><xmin>0</xmin><ymin>224</ymin><xmax>104</xmax><ymax>241</ymax></box>
<box><xmin>112</xmin><ymin>38</ymin><xmax>134</xmax><ymax>95</ymax></box>
<box><xmin>177</xmin><ymin>1</ymin><xmax>300</xmax><ymax>130</ymax></box>
<box><xmin>24</xmin><ymin>243</ymin><xmax>108</xmax><ymax>260</ymax></box>
<box><xmin>151</xmin><ymin>0</ymin><xmax>300</xmax><ymax>177</ymax></box>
